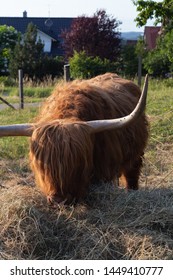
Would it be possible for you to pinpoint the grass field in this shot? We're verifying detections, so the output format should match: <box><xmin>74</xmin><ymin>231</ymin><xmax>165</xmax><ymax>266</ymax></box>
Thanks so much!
<box><xmin>0</xmin><ymin>77</ymin><xmax>173</xmax><ymax>260</ymax></box>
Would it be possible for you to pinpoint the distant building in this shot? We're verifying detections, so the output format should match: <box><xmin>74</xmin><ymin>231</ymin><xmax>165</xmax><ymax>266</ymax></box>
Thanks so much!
<box><xmin>0</xmin><ymin>11</ymin><xmax>74</xmax><ymax>56</ymax></box>
<box><xmin>144</xmin><ymin>26</ymin><xmax>161</xmax><ymax>50</ymax></box>
<box><xmin>120</xmin><ymin>32</ymin><xmax>143</xmax><ymax>47</ymax></box>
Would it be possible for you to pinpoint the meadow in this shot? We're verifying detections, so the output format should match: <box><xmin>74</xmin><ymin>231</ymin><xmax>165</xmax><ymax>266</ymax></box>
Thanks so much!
<box><xmin>0</xmin><ymin>77</ymin><xmax>173</xmax><ymax>260</ymax></box>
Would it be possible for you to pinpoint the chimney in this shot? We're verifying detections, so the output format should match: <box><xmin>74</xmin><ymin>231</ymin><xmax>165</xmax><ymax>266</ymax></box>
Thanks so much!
<box><xmin>23</xmin><ymin>11</ymin><xmax>27</xmax><ymax>18</ymax></box>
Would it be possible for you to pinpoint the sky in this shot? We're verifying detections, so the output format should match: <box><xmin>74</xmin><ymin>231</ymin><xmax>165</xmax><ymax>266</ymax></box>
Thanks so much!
<box><xmin>0</xmin><ymin>0</ymin><xmax>154</xmax><ymax>32</ymax></box>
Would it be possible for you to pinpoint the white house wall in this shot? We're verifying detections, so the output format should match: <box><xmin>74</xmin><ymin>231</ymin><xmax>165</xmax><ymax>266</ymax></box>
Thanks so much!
<box><xmin>37</xmin><ymin>30</ymin><xmax>52</xmax><ymax>53</ymax></box>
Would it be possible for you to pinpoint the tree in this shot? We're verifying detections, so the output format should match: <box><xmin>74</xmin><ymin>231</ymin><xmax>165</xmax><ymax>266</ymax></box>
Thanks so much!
<box><xmin>143</xmin><ymin>30</ymin><xmax>173</xmax><ymax>76</ymax></box>
<box><xmin>9</xmin><ymin>23</ymin><xmax>64</xmax><ymax>80</ymax></box>
<box><xmin>36</xmin><ymin>55</ymin><xmax>65</xmax><ymax>79</ymax></box>
<box><xmin>62</xmin><ymin>9</ymin><xmax>121</xmax><ymax>62</ymax></box>
<box><xmin>132</xmin><ymin>0</ymin><xmax>173</xmax><ymax>30</ymax></box>
<box><xmin>120</xmin><ymin>44</ymin><xmax>139</xmax><ymax>77</ymax></box>
<box><xmin>161</xmin><ymin>29</ymin><xmax>173</xmax><ymax>62</ymax></box>
<box><xmin>9</xmin><ymin>23</ymin><xmax>44</xmax><ymax>79</ymax></box>
<box><xmin>69</xmin><ymin>51</ymin><xmax>117</xmax><ymax>79</ymax></box>
<box><xmin>133</xmin><ymin>1</ymin><xmax>173</xmax><ymax>76</ymax></box>
<box><xmin>143</xmin><ymin>48</ymin><xmax>170</xmax><ymax>77</ymax></box>
<box><xmin>0</xmin><ymin>25</ymin><xmax>19</xmax><ymax>74</ymax></box>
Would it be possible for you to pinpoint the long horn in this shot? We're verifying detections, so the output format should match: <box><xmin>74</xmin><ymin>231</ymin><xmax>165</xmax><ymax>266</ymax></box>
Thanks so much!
<box><xmin>0</xmin><ymin>124</ymin><xmax>34</xmax><ymax>137</ymax></box>
<box><xmin>87</xmin><ymin>74</ymin><xmax>148</xmax><ymax>133</ymax></box>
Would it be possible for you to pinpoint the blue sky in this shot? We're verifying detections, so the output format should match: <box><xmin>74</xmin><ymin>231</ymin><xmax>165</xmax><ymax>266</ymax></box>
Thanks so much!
<box><xmin>0</xmin><ymin>0</ymin><xmax>154</xmax><ymax>32</ymax></box>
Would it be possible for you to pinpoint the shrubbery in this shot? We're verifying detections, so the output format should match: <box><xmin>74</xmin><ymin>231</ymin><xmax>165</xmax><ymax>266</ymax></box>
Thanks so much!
<box><xmin>9</xmin><ymin>23</ymin><xmax>65</xmax><ymax>81</ymax></box>
<box><xmin>0</xmin><ymin>76</ymin><xmax>16</xmax><ymax>87</ymax></box>
<box><xmin>36</xmin><ymin>56</ymin><xmax>64</xmax><ymax>80</ymax></box>
<box><xmin>69</xmin><ymin>51</ymin><xmax>118</xmax><ymax>79</ymax></box>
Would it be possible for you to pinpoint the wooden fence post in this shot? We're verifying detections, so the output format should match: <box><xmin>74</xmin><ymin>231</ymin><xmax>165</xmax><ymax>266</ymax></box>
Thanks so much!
<box><xmin>0</xmin><ymin>96</ymin><xmax>16</xmax><ymax>110</ymax></box>
<box><xmin>19</xmin><ymin>69</ymin><xmax>24</xmax><ymax>109</ymax></box>
<box><xmin>64</xmin><ymin>64</ymin><xmax>70</xmax><ymax>82</ymax></box>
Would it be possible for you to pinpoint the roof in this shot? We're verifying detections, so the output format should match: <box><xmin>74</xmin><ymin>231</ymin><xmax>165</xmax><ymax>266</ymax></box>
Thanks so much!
<box><xmin>37</xmin><ymin>29</ymin><xmax>56</xmax><ymax>41</ymax></box>
<box><xmin>0</xmin><ymin>16</ymin><xmax>73</xmax><ymax>42</ymax></box>
<box><xmin>144</xmin><ymin>26</ymin><xmax>161</xmax><ymax>50</ymax></box>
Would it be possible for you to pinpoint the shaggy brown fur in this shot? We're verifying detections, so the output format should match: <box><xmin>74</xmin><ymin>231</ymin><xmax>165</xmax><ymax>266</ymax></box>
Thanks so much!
<box><xmin>29</xmin><ymin>73</ymin><xmax>149</xmax><ymax>204</ymax></box>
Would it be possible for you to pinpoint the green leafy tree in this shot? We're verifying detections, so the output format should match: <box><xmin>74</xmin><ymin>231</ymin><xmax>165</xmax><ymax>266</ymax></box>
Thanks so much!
<box><xmin>133</xmin><ymin>0</ymin><xmax>173</xmax><ymax>30</ymax></box>
<box><xmin>143</xmin><ymin>48</ymin><xmax>170</xmax><ymax>76</ymax></box>
<box><xmin>69</xmin><ymin>51</ymin><xmax>117</xmax><ymax>79</ymax></box>
<box><xmin>0</xmin><ymin>25</ymin><xmax>19</xmax><ymax>74</ymax></box>
<box><xmin>143</xmin><ymin>33</ymin><xmax>172</xmax><ymax>76</ymax></box>
<box><xmin>135</xmin><ymin>37</ymin><xmax>147</xmax><ymax>56</ymax></box>
<box><xmin>133</xmin><ymin>1</ymin><xmax>173</xmax><ymax>76</ymax></box>
<box><xmin>161</xmin><ymin>29</ymin><xmax>173</xmax><ymax>62</ymax></box>
<box><xmin>9</xmin><ymin>23</ymin><xmax>44</xmax><ymax>79</ymax></box>
<box><xmin>120</xmin><ymin>45</ymin><xmax>138</xmax><ymax>77</ymax></box>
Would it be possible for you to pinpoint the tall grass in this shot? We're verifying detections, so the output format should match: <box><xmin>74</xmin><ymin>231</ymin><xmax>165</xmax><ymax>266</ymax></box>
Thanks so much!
<box><xmin>0</xmin><ymin>108</ymin><xmax>37</xmax><ymax>159</ymax></box>
<box><xmin>146</xmin><ymin>79</ymin><xmax>173</xmax><ymax>145</ymax></box>
<box><xmin>0</xmin><ymin>87</ymin><xmax>52</xmax><ymax>105</ymax></box>
<box><xmin>0</xmin><ymin>75</ymin><xmax>63</xmax><ymax>104</ymax></box>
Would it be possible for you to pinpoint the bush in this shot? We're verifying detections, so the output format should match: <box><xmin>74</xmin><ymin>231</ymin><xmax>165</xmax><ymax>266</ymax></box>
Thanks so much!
<box><xmin>0</xmin><ymin>76</ymin><xmax>16</xmax><ymax>87</ymax></box>
<box><xmin>36</xmin><ymin>56</ymin><xmax>65</xmax><ymax>80</ymax></box>
<box><xmin>69</xmin><ymin>51</ymin><xmax>118</xmax><ymax>79</ymax></box>
<box><xmin>143</xmin><ymin>49</ymin><xmax>171</xmax><ymax>77</ymax></box>
<box><xmin>120</xmin><ymin>45</ymin><xmax>139</xmax><ymax>77</ymax></box>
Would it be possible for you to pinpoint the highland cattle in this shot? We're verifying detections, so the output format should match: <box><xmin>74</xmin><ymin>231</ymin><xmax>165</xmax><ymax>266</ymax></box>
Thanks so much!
<box><xmin>0</xmin><ymin>73</ymin><xmax>149</xmax><ymax>205</ymax></box>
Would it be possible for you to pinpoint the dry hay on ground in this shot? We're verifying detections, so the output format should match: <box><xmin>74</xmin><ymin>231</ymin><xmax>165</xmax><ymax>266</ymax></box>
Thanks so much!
<box><xmin>141</xmin><ymin>143</ymin><xmax>173</xmax><ymax>188</ymax></box>
<box><xmin>0</xmin><ymin>141</ymin><xmax>173</xmax><ymax>260</ymax></box>
<box><xmin>1</xmin><ymin>178</ymin><xmax>173</xmax><ymax>260</ymax></box>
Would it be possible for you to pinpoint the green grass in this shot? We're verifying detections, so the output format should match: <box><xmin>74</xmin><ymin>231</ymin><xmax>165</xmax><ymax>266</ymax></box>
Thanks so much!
<box><xmin>146</xmin><ymin>79</ymin><xmax>173</xmax><ymax>145</ymax></box>
<box><xmin>0</xmin><ymin>86</ymin><xmax>52</xmax><ymax>103</ymax></box>
<box><xmin>0</xmin><ymin>96</ymin><xmax>45</xmax><ymax>104</ymax></box>
<box><xmin>0</xmin><ymin>107</ymin><xmax>38</xmax><ymax>124</ymax></box>
<box><xmin>0</xmin><ymin>108</ymin><xmax>38</xmax><ymax>159</ymax></box>
<box><xmin>0</xmin><ymin>83</ymin><xmax>52</xmax><ymax>159</ymax></box>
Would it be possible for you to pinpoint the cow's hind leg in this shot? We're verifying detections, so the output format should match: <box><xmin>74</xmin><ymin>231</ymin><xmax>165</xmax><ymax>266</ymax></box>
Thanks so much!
<box><xmin>121</xmin><ymin>157</ymin><xmax>143</xmax><ymax>190</ymax></box>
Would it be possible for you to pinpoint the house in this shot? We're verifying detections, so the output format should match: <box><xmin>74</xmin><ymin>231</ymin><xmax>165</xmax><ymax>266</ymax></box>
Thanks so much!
<box><xmin>144</xmin><ymin>26</ymin><xmax>161</xmax><ymax>50</ymax></box>
<box><xmin>120</xmin><ymin>31</ymin><xmax>143</xmax><ymax>47</ymax></box>
<box><xmin>0</xmin><ymin>11</ymin><xmax>74</xmax><ymax>56</ymax></box>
